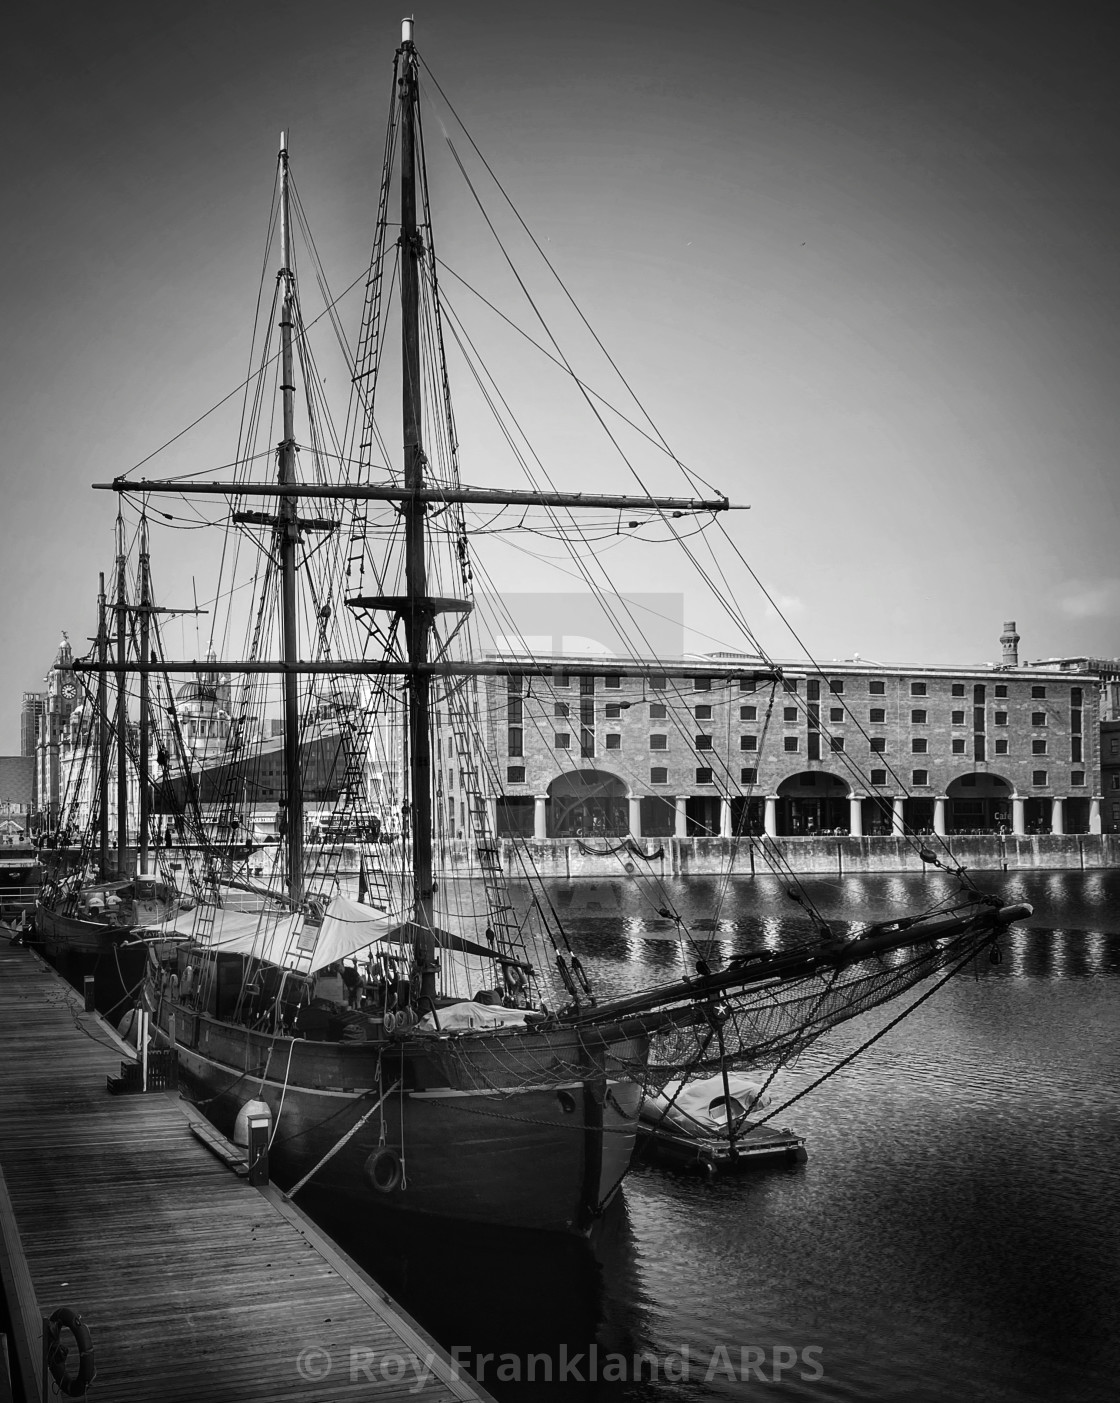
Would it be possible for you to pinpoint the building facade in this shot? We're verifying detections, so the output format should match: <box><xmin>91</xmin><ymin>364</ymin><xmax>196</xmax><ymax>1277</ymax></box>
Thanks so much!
<box><xmin>482</xmin><ymin>631</ymin><xmax>1103</xmax><ymax>841</ymax></box>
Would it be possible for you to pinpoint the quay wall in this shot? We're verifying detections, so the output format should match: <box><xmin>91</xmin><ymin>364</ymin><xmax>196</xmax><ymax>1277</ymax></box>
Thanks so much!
<box><xmin>434</xmin><ymin>834</ymin><xmax>1120</xmax><ymax>879</ymax></box>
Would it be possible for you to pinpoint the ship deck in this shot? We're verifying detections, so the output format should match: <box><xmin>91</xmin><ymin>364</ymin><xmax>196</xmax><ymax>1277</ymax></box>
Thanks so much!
<box><xmin>0</xmin><ymin>941</ymin><xmax>494</xmax><ymax>1403</ymax></box>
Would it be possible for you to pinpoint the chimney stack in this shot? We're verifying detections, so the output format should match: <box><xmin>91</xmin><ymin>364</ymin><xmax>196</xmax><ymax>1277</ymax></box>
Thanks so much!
<box><xmin>1000</xmin><ymin>621</ymin><xmax>1020</xmax><ymax>668</ymax></box>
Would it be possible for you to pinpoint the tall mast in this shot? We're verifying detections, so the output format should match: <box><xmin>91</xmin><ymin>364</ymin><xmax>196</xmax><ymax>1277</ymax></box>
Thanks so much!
<box><xmin>138</xmin><ymin>515</ymin><xmax>152</xmax><ymax>872</ymax></box>
<box><xmin>277</xmin><ymin>131</ymin><xmax>303</xmax><ymax>900</ymax></box>
<box><xmin>115</xmin><ymin>515</ymin><xmax>128</xmax><ymax>865</ymax></box>
<box><xmin>399</xmin><ymin>20</ymin><xmax>434</xmax><ymax>924</ymax></box>
<box><xmin>97</xmin><ymin>571</ymin><xmax>109</xmax><ymax>876</ymax></box>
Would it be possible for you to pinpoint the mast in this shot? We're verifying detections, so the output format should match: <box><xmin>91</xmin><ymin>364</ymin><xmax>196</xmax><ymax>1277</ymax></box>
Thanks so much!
<box><xmin>115</xmin><ymin>515</ymin><xmax>128</xmax><ymax>865</ymax></box>
<box><xmin>97</xmin><ymin>572</ymin><xmax>109</xmax><ymax>876</ymax></box>
<box><xmin>138</xmin><ymin>515</ymin><xmax>152</xmax><ymax>872</ymax></box>
<box><xmin>277</xmin><ymin>131</ymin><xmax>304</xmax><ymax>900</ymax></box>
<box><xmin>399</xmin><ymin>20</ymin><xmax>434</xmax><ymax>924</ymax></box>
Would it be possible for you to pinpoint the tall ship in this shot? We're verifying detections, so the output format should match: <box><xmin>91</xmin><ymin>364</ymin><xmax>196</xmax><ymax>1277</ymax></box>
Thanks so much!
<box><xmin>63</xmin><ymin>22</ymin><xmax>1030</xmax><ymax>1233</ymax></box>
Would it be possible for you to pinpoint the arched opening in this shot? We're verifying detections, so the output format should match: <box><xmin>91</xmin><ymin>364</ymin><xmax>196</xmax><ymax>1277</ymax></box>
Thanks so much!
<box><xmin>547</xmin><ymin>770</ymin><xmax>627</xmax><ymax>838</ymax></box>
<box><xmin>777</xmin><ymin>772</ymin><xmax>850</xmax><ymax>836</ymax></box>
<box><xmin>946</xmin><ymin>774</ymin><xmax>1012</xmax><ymax>834</ymax></box>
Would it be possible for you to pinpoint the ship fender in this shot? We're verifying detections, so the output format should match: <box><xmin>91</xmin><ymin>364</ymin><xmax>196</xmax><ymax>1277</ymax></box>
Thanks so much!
<box><xmin>234</xmin><ymin>1098</ymin><xmax>272</xmax><ymax>1147</ymax></box>
<box><xmin>45</xmin><ymin>1306</ymin><xmax>96</xmax><ymax>1397</ymax></box>
<box><xmin>365</xmin><ymin>1146</ymin><xmax>403</xmax><ymax>1193</ymax></box>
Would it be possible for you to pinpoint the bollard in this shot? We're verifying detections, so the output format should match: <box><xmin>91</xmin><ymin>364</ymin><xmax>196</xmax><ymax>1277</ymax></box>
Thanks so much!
<box><xmin>247</xmin><ymin>1114</ymin><xmax>270</xmax><ymax>1186</ymax></box>
<box><xmin>83</xmin><ymin>976</ymin><xmax>95</xmax><ymax>1012</ymax></box>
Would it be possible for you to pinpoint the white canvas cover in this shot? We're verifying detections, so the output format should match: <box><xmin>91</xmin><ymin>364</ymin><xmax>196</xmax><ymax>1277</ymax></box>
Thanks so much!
<box><xmin>146</xmin><ymin>904</ymin><xmax>305</xmax><ymax>966</ymax></box>
<box><xmin>304</xmin><ymin>893</ymin><xmax>402</xmax><ymax>975</ymax></box>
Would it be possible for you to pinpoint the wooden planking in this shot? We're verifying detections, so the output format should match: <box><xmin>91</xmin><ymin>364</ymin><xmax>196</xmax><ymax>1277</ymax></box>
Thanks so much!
<box><xmin>0</xmin><ymin>947</ymin><xmax>492</xmax><ymax>1403</ymax></box>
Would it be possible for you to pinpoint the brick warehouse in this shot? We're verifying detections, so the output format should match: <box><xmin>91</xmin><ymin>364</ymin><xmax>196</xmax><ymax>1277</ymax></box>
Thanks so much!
<box><xmin>478</xmin><ymin>623</ymin><xmax>1104</xmax><ymax>842</ymax></box>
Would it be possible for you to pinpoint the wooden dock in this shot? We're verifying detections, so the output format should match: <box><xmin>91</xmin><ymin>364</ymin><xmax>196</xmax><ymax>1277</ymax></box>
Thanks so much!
<box><xmin>0</xmin><ymin>942</ymin><xmax>494</xmax><ymax>1403</ymax></box>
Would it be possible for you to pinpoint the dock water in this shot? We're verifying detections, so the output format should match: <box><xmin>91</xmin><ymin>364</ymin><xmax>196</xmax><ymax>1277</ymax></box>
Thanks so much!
<box><xmin>0</xmin><ymin>942</ymin><xmax>493</xmax><ymax>1403</ymax></box>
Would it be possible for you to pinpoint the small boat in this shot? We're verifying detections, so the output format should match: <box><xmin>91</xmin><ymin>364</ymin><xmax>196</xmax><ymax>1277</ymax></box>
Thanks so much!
<box><xmin>637</xmin><ymin>1073</ymin><xmax>807</xmax><ymax>1175</ymax></box>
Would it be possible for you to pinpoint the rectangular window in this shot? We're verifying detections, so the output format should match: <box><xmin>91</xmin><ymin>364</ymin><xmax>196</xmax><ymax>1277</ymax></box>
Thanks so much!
<box><xmin>975</xmin><ymin>736</ymin><xmax>986</xmax><ymax>761</ymax></box>
<box><xmin>1032</xmin><ymin>686</ymin><xmax>1046</xmax><ymax>699</ymax></box>
<box><xmin>952</xmin><ymin>710</ymin><xmax>965</xmax><ymax>725</ymax></box>
<box><xmin>830</xmin><ymin>707</ymin><xmax>845</xmax><ymax>722</ymax></box>
<box><xmin>870</xmin><ymin>768</ymin><xmax>887</xmax><ymax>785</ymax></box>
<box><xmin>649</xmin><ymin>703</ymin><xmax>667</xmax><ymax>720</ymax></box>
<box><xmin>807</xmin><ymin>680</ymin><xmax>820</xmax><ymax>701</ymax></box>
<box><xmin>783</xmin><ymin>678</ymin><xmax>799</xmax><ymax>693</ymax></box>
<box><xmin>869</xmin><ymin>708</ymin><xmax>886</xmax><ymax>724</ymax></box>
<box><xmin>740</xmin><ymin>678</ymin><xmax>757</xmax><ymax>693</ymax></box>
<box><xmin>740</xmin><ymin>735</ymin><xmax>758</xmax><ymax>751</ymax></box>
<box><xmin>995</xmin><ymin>711</ymin><xmax>1008</xmax><ymax>726</ymax></box>
<box><xmin>1071</xmin><ymin>736</ymin><xmax>1082</xmax><ymax>763</ymax></box>
<box><xmin>952</xmin><ymin>738</ymin><xmax>966</xmax><ymax>754</ymax></box>
<box><xmin>650</xmin><ymin>734</ymin><xmax>667</xmax><ymax>751</ymax></box>
<box><xmin>553</xmin><ymin>732</ymin><xmax>569</xmax><ymax>749</ymax></box>
<box><xmin>911</xmin><ymin>709</ymin><xmax>927</xmax><ymax>724</ymax></box>
<box><xmin>554</xmin><ymin>702</ymin><xmax>569</xmax><ymax>718</ymax></box>
<box><xmin>783</xmin><ymin>736</ymin><xmax>799</xmax><ymax>752</ymax></box>
<box><xmin>649</xmin><ymin>675</ymin><xmax>666</xmax><ymax>691</ymax></box>
<box><xmin>580</xmin><ymin>698</ymin><xmax>595</xmax><ymax>727</ymax></box>
<box><xmin>830</xmin><ymin>679</ymin><xmax>844</xmax><ymax>694</ymax></box>
<box><xmin>869</xmin><ymin>680</ymin><xmax>885</xmax><ymax>695</ymax></box>
<box><xmin>952</xmin><ymin>684</ymin><xmax>965</xmax><ymax>697</ymax></box>
<box><xmin>911</xmin><ymin>682</ymin><xmax>927</xmax><ymax>696</ymax></box>
<box><xmin>508</xmin><ymin>697</ymin><xmax>523</xmax><ymax>725</ymax></box>
<box><xmin>580</xmin><ymin>675</ymin><xmax>596</xmax><ymax>696</ymax></box>
<box><xmin>994</xmin><ymin>738</ymin><xmax>1008</xmax><ymax>755</ymax></box>
<box><xmin>508</xmin><ymin>728</ymin><xmax>524</xmax><ymax>757</ymax></box>
<box><xmin>650</xmin><ymin>766</ymin><xmax>668</xmax><ymax>784</ymax></box>
<box><xmin>696</xmin><ymin>767</ymin><xmax>713</xmax><ymax>784</ymax></box>
<box><xmin>507</xmin><ymin>673</ymin><xmax>523</xmax><ymax>694</ymax></box>
<box><xmin>912</xmin><ymin>738</ymin><xmax>928</xmax><ymax>753</ymax></box>
<box><xmin>1032</xmin><ymin>769</ymin><xmax>1047</xmax><ymax>786</ymax></box>
<box><xmin>870</xmin><ymin>737</ymin><xmax>886</xmax><ymax>752</ymax></box>
<box><xmin>1032</xmin><ymin>739</ymin><xmax>1047</xmax><ymax>755</ymax></box>
<box><xmin>605</xmin><ymin>702</ymin><xmax>622</xmax><ymax>719</ymax></box>
<box><xmin>807</xmin><ymin>703</ymin><xmax>820</xmax><ymax>733</ymax></box>
<box><xmin>974</xmin><ymin>706</ymin><xmax>986</xmax><ymax>732</ymax></box>
<box><xmin>694</xmin><ymin>704</ymin><xmax>712</xmax><ymax>720</ymax></box>
<box><xmin>1071</xmin><ymin>687</ymin><xmax>1083</xmax><ymax>707</ymax></box>
<box><xmin>740</xmin><ymin>705</ymin><xmax>757</xmax><ymax>721</ymax></box>
<box><xmin>974</xmin><ymin>684</ymin><xmax>986</xmax><ymax>704</ymax></box>
<box><xmin>694</xmin><ymin>677</ymin><xmax>711</xmax><ymax>692</ymax></box>
<box><xmin>552</xmin><ymin>669</ymin><xmax>570</xmax><ymax>688</ymax></box>
<box><xmin>695</xmin><ymin>735</ymin><xmax>713</xmax><ymax>751</ymax></box>
<box><xmin>1072</xmin><ymin>709</ymin><xmax>1082</xmax><ymax>735</ymax></box>
<box><xmin>580</xmin><ymin>728</ymin><xmax>595</xmax><ymax>758</ymax></box>
<box><xmin>740</xmin><ymin>767</ymin><xmax>758</xmax><ymax>785</ymax></box>
<box><xmin>783</xmin><ymin>707</ymin><xmax>798</xmax><ymax>722</ymax></box>
<box><xmin>1071</xmin><ymin>770</ymin><xmax>1085</xmax><ymax>787</ymax></box>
<box><xmin>1113</xmin><ymin>738</ymin><xmax>1120</xmax><ymax>756</ymax></box>
<box><xmin>605</xmin><ymin>733</ymin><xmax>621</xmax><ymax>750</ymax></box>
<box><xmin>1032</xmin><ymin>712</ymin><xmax>1046</xmax><ymax>727</ymax></box>
<box><xmin>507</xmin><ymin>766</ymin><xmax>525</xmax><ymax>783</ymax></box>
<box><xmin>807</xmin><ymin>732</ymin><xmax>821</xmax><ymax>761</ymax></box>
<box><xmin>912</xmin><ymin>769</ymin><xmax>929</xmax><ymax>787</ymax></box>
<box><xmin>1112</xmin><ymin>774</ymin><xmax>1120</xmax><ymax>790</ymax></box>
<box><xmin>830</xmin><ymin>736</ymin><xmax>845</xmax><ymax>752</ymax></box>
<box><xmin>605</xmin><ymin>674</ymin><xmax>620</xmax><ymax>690</ymax></box>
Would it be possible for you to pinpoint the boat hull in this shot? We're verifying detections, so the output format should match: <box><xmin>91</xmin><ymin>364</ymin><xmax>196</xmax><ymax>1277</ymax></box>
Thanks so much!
<box><xmin>155</xmin><ymin>993</ymin><xmax>648</xmax><ymax>1234</ymax></box>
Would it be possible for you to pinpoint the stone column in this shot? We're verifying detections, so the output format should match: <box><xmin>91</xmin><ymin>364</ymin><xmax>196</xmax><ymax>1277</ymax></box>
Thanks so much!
<box><xmin>764</xmin><ymin>795</ymin><xmax>778</xmax><ymax>839</ymax></box>
<box><xmin>719</xmin><ymin>797</ymin><xmax>732</xmax><ymax>838</ymax></box>
<box><xmin>848</xmin><ymin>794</ymin><xmax>864</xmax><ymax>838</ymax></box>
<box><xmin>892</xmin><ymin>796</ymin><xmax>905</xmax><ymax>836</ymax></box>
<box><xmin>674</xmin><ymin>795</ymin><xmax>688</xmax><ymax>838</ymax></box>
<box><xmin>628</xmin><ymin>795</ymin><xmax>642</xmax><ymax>840</ymax></box>
<box><xmin>533</xmin><ymin>794</ymin><xmax>548</xmax><ymax>840</ymax></box>
<box><xmin>1011</xmin><ymin>794</ymin><xmax>1026</xmax><ymax>837</ymax></box>
<box><xmin>1050</xmin><ymin>796</ymin><xmax>1064</xmax><ymax>836</ymax></box>
<box><xmin>933</xmin><ymin>795</ymin><xmax>947</xmax><ymax>837</ymax></box>
<box><xmin>1090</xmin><ymin>795</ymin><xmax>1102</xmax><ymax>835</ymax></box>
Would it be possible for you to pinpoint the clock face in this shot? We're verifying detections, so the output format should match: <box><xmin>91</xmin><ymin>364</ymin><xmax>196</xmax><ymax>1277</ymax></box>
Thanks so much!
<box><xmin>62</xmin><ymin>681</ymin><xmax>76</xmax><ymax>701</ymax></box>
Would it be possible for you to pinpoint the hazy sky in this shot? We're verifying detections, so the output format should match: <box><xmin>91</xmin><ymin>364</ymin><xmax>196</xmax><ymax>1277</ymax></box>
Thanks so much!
<box><xmin>4</xmin><ymin>1</ymin><xmax>1119</xmax><ymax>750</ymax></box>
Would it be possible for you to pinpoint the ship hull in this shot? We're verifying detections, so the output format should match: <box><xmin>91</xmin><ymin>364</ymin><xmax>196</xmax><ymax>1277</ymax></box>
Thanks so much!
<box><xmin>154</xmin><ymin>992</ymin><xmax>649</xmax><ymax>1234</ymax></box>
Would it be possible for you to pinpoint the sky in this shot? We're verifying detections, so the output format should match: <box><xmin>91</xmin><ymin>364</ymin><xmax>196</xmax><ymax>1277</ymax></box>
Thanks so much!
<box><xmin>3</xmin><ymin>0</ymin><xmax>1120</xmax><ymax>751</ymax></box>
